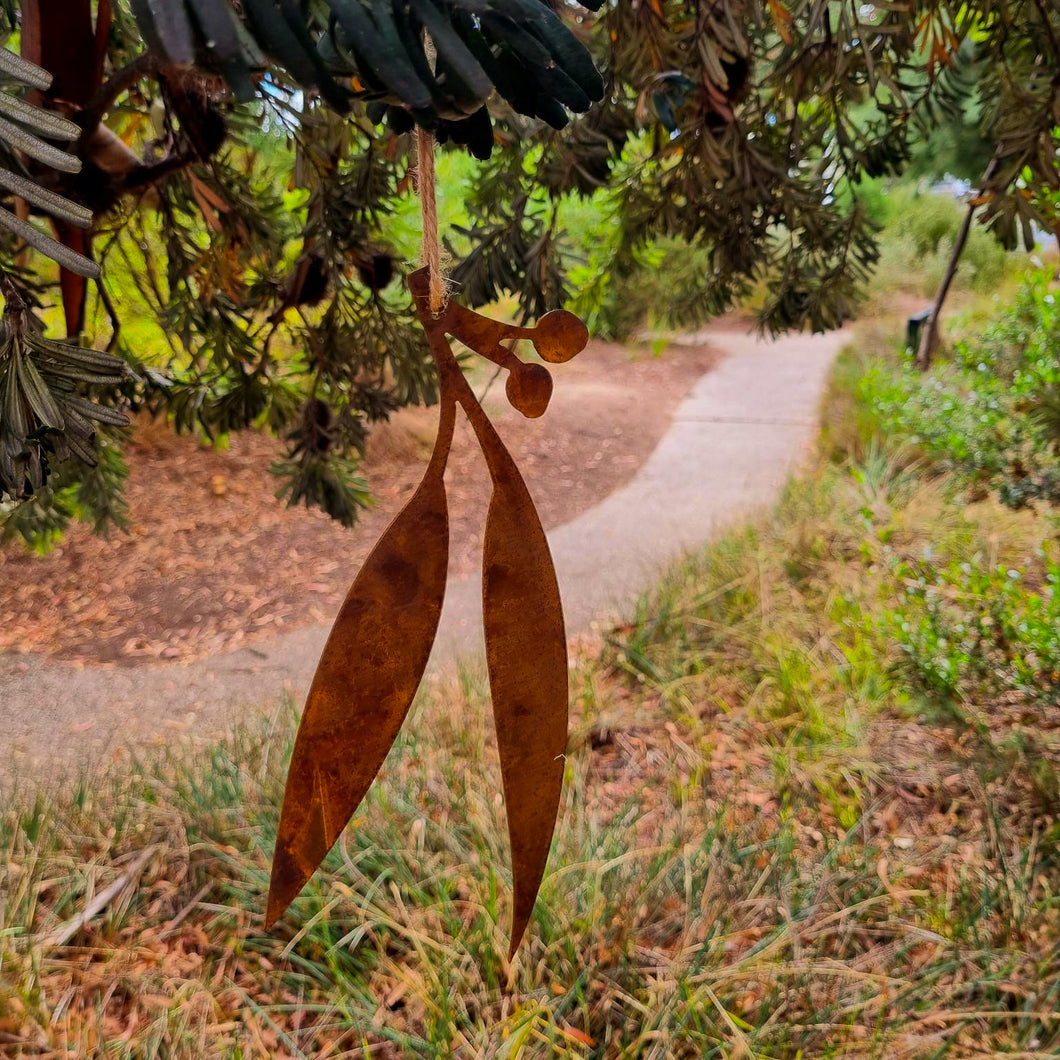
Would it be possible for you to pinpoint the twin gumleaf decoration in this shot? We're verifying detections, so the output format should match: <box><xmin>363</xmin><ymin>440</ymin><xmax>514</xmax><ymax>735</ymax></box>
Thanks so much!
<box><xmin>267</xmin><ymin>268</ymin><xmax>589</xmax><ymax>956</ymax></box>
<box><xmin>10</xmin><ymin>0</ymin><xmax>600</xmax><ymax>958</ymax></box>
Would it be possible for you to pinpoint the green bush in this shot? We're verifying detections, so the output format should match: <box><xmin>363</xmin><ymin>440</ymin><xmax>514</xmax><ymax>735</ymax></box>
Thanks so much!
<box><xmin>569</xmin><ymin>235</ymin><xmax>730</xmax><ymax>340</ymax></box>
<box><xmin>892</xmin><ymin>556</ymin><xmax>1060</xmax><ymax>704</ymax></box>
<box><xmin>921</xmin><ymin>224</ymin><xmax>1009</xmax><ymax>293</ymax></box>
<box><xmin>861</xmin><ymin>182</ymin><xmax>965</xmax><ymax>256</ymax></box>
<box><xmin>859</xmin><ymin>181</ymin><xmax>1012</xmax><ymax>299</ymax></box>
<box><xmin>855</xmin><ymin>269</ymin><xmax>1060</xmax><ymax>506</ymax></box>
<box><xmin>830</xmin><ymin>266</ymin><xmax>1060</xmax><ymax>717</ymax></box>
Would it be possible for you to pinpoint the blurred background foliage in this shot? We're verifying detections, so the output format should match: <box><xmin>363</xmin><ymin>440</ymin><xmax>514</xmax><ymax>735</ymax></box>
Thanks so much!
<box><xmin>0</xmin><ymin>0</ymin><xmax>1059</xmax><ymax>547</ymax></box>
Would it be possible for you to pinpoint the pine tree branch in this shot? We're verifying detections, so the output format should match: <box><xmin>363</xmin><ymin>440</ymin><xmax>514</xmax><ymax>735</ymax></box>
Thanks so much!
<box><xmin>76</xmin><ymin>51</ymin><xmax>160</xmax><ymax>148</ymax></box>
<box><xmin>1033</xmin><ymin>0</ymin><xmax>1060</xmax><ymax>73</ymax></box>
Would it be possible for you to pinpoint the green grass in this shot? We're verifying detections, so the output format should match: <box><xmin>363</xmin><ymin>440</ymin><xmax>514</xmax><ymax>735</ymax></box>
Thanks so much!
<box><xmin>4</xmin><ymin>295</ymin><xmax>1060</xmax><ymax>1056</ymax></box>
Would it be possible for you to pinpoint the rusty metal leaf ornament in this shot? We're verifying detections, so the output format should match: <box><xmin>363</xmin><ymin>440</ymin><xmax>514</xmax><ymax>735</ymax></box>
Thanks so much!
<box><xmin>268</xmin><ymin>267</ymin><xmax>589</xmax><ymax>954</ymax></box>
<box><xmin>480</xmin><ymin>429</ymin><xmax>568</xmax><ymax>957</ymax></box>
<box><xmin>267</xmin><ymin>400</ymin><xmax>453</xmax><ymax>927</ymax></box>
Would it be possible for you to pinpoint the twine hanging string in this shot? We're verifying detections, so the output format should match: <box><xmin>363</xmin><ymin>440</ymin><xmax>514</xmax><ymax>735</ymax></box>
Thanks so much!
<box><xmin>416</xmin><ymin>125</ymin><xmax>448</xmax><ymax>315</ymax></box>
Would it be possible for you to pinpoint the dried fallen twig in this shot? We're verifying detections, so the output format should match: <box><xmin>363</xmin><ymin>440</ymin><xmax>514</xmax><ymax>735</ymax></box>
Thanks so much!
<box><xmin>39</xmin><ymin>845</ymin><xmax>157</xmax><ymax>949</ymax></box>
<box><xmin>157</xmin><ymin>880</ymin><xmax>213</xmax><ymax>941</ymax></box>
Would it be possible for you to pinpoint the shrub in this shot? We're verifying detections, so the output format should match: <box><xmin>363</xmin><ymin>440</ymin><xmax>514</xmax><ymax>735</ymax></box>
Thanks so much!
<box><xmin>892</xmin><ymin>556</ymin><xmax>1060</xmax><ymax>704</ymax></box>
<box><xmin>569</xmin><ymin>235</ymin><xmax>730</xmax><ymax>340</ymax></box>
<box><xmin>864</xmin><ymin>182</ymin><xmax>1012</xmax><ymax>300</ymax></box>
<box><xmin>856</xmin><ymin>270</ymin><xmax>1060</xmax><ymax>506</ymax></box>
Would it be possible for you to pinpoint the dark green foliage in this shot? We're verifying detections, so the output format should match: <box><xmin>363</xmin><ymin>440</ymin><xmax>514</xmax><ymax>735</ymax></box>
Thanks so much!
<box><xmin>448</xmin><ymin>148</ymin><xmax>572</xmax><ymax>320</ymax></box>
<box><xmin>0</xmin><ymin>431</ymin><xmax>129</xmax><ymax>546</ymax></box>
<box><xmin>0</xmin><ymin>295</ymin><xmax>129</xmax><ymax>504</ymax></box>
<box><xmin>903</xmin><ymin>44</ymin><xmax>994</xmax><ymax>186</ymax></box>
<box><xmin>971</xmin><ymin>9</ymin><xmax>1060</xmax><ymax>249</ymax></box>
<box><xmin>120</xmin><ymin>106</ymin><xmax>434</xmax><ymax>528</ymax></box>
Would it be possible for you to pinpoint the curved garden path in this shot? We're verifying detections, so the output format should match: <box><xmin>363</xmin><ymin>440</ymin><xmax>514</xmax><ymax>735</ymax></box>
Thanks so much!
<box><xmin>1</xmin><ymin>326</ymin><xmax>847</xmax><ymax>782</ymax></box>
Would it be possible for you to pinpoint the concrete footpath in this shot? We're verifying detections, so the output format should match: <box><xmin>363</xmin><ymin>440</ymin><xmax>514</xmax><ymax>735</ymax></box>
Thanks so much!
<box><xmin>1</xmin><ymin>327</ymin><xmax>847</xmax><ymax>781</ymax></box>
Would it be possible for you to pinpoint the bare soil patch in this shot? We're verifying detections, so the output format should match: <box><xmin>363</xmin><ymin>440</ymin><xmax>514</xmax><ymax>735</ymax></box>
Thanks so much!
<box><xmin>0</xmin><ymin>339</ymin><xmax>718</xmax><ymax>665</ymax></box>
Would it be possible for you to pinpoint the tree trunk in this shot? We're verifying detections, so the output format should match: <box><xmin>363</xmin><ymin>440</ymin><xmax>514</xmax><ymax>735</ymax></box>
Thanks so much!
<box><xmin>20</xmin><ymin>0</ymin><xmax>109</xmax><ymax>338</ymax></box>
<box><xmin>916</xmin><ymin>200</ymin><xmax>976</xmax><ymax>371</ymax></box>
<box><xmin>21</xmin><ymin>0</ymin><xmax>99</xmax><ymax>103</ymax></box>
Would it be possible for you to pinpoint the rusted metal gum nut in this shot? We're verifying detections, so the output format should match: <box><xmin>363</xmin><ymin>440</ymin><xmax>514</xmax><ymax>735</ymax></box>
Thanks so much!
<box><xmin>506</xmin><ymin>361</ymin><xmax>553</xmax><ymax>418</ymax></box>
<box><xmin>531</xmin><ymin>310</ymin><xmax>589</xmax><ymax>363</ymax></box>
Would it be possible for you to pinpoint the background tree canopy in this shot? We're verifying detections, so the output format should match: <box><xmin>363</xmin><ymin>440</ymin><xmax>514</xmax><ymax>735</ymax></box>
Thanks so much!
<box><xmin>0</xmin><ymin>0</ymin><xmax>1058</xmax><ymax>546</ymax></box>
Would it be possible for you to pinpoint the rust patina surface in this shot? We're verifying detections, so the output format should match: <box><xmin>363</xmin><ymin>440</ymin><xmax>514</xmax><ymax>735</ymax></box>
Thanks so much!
<box><xmin>268</xmin><ymin>268</ymin><xmax>589</xmax><ymax>956</ymax></box>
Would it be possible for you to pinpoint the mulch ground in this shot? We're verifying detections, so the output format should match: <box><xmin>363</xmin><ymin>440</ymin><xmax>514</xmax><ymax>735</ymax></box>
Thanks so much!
<box><xmin>0</xmin><ymin>339</ymin><xmax>718</xmax><ymax>666</ymax></box>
